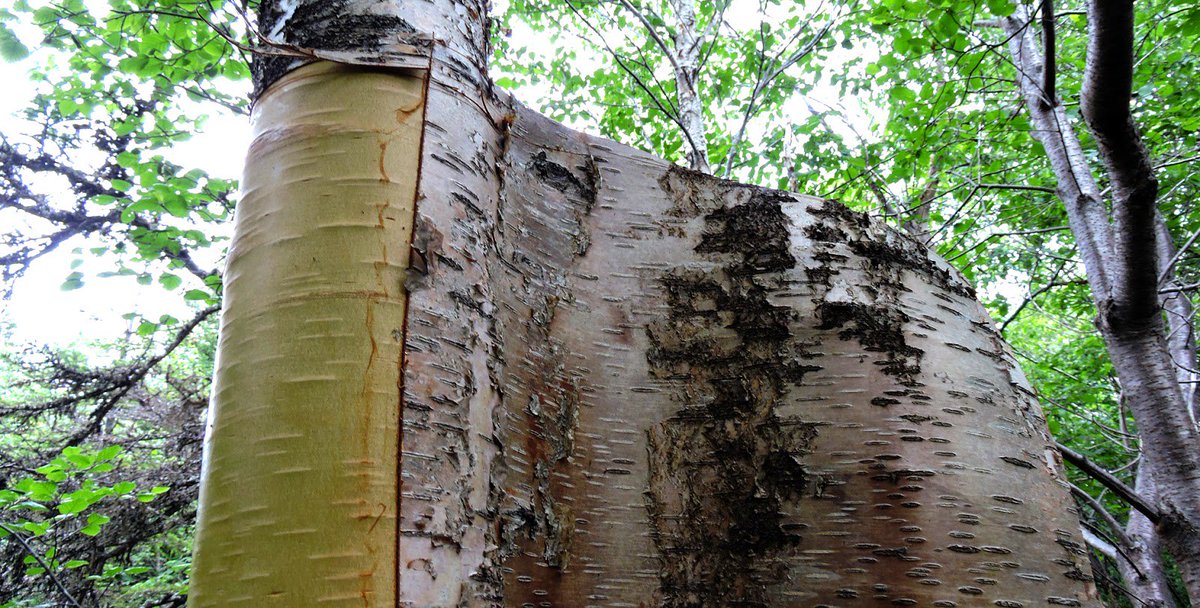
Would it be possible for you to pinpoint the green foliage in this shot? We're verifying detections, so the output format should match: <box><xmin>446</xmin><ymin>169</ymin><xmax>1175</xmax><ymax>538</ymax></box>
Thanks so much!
<box><xmin>1</xmin><ymin>0</ymin><xmax>246</xmax><ymax>306</ymax></box>
<box><xmin>0</xmin><ymin>447</ymin><xmax>166</xmax><ymax>605</ymax></box>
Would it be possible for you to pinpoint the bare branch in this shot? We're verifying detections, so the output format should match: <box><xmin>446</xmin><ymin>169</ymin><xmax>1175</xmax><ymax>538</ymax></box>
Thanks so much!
<box><xmin>1057</xmin><ymin>441</ymin><xmax>1162</xmax><ymax>523</ymax></box>
<box><xmin>63</xmin><ymin>305</ymin><xmax>219</xmax><ymax>447</ymax></box>
<box><xmin>0</xmin><ymin>523</ymin><xmax>84</xmax><ymax>608</ymax></box>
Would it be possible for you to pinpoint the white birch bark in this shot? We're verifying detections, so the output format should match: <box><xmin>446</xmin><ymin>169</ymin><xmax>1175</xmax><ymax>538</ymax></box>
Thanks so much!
<box><xmin>189</xmin><ymin>2</ymin><xmax>1101</xmax><ymax>605</ymax></box>
<box><xmin>668</xmin><ymin>0</ymin><xmax>710</xmax><ymax>173</ymax></box>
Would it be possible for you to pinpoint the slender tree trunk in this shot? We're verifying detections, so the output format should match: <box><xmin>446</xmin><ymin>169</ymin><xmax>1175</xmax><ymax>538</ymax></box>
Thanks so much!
<box><xmin>1002</xmin><ymin>8</ymin><xmax>1200</xmax><ymax>602</ymax></box>
<box><xmin>669</xmin><ymin>0</ymin><xmax>710</xmax><ymax>173</ymax></box>
<box><xmin>189</xmin><ymin>2</ymin><xmax>1100</xmax><ymax>605</ymax></box>
<box><xmin>1116</xmin><ymin>468</ymin><xmax>1179</xmax><ymax>608</ymax></box>
<box><xmin>1155</xmin><ymin>214</ymin><xmax>1200</xmax><ymax>422</ymax></box>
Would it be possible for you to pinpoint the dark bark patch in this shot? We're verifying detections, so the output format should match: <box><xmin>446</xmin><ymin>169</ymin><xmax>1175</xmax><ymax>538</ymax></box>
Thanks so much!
<box><xmin>806</xmin><ymin>198</ymin><xmax>976</xmax><ymax>300</ymax></box>
<box><xmin>804</xmin><ymin>222</ymin><xmax>849</xmax><ymax>243</ymax></box>
<box><xmin>808</xmin><ymin>198</ymin><xmax>872</xmax><ymax>230</ymax></box>
<box><xmin>848</xmin><ymin>238</ymin><xmax>974</xmax><ymax>299</ymax></box>
<box><xmin>696</xmin><ymin>191</ymin><xmax>797</xmax><ymax>274</ymax></box>
<box><xmin>530</xmin><ymin>151</ymin><xmax>595</xmax><ymax>200</ymax></box>
<box><xmin>645</xmin><ymin>176</ymin><xmax>819</xmax><ymax>607</ymax></box>
<box><xmin>815</xmin><ymin>301</ymin><xmax>925</xmax><ymax>382</ymax></box>
<box><xmin>253</xmin><ymin>1</ymin><xmax>419</xmax><ymax>96</ymax></box>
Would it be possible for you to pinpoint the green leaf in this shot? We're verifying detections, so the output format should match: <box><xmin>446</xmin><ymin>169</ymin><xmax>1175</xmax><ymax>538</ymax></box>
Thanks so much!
<box><xmin>0</xmin><ymin>23</ymin><xmax>29</xmax><ymax>61</ymax></box>
<box><xmin>61</xmin><ymin>272</ymin><xmax>85</xmax><ymax>291</ymax></box>
<box><xmin>987</xmin><ymin>0</ymin><xmax>1015</xmax><ymax>16</ymax></box>
<box><xmin>159</xmin><ymin>273</ymin><xmax>182</xmax><ymax>290</ymax></box>
<box><xmin>58</xmin><ymin>498</ymin><xmax>90</xmax><ymax>515</ymax></box>
<box><xmin>163</xmin><ymin>197</ymin><xmax>190</xmax><ymax>218</ymax></box>
<box><xmin>120</xmin><ymin>199</ymin><xmax>164</xmax><ymax>223</ymax></box>
<box><xmin>22</xmin><ymin>521</ymin><xmax>51</xmax><ymax>536</ymax></box>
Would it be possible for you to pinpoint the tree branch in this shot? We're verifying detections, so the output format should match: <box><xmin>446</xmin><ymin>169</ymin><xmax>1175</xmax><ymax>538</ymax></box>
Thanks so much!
<box><xmin>1040</xmin><ymin>0</ymin><xmax>1056</xmax><ymax>107</ymax></box>
<box><xmin>62</xmin><ymin>305</ymin><xmax>219</xmax><ymax>447</ymax></box>
<box><xmin>1000</xmin><ymin>9</ymin><xmax>1115</xmax><ymax>298</ymax></box>
<box><xmin>0</xmin><ymin>523</ymin><xmax>83</xmax><ymax>608</ymax></box>
<box><xmin>1057</xmin><ymin>441</ymin><xmax>1162</xmax><ymax>523</ymax></box>
<box><xmin>1080</xmin><ymin>0</ymin><xmax>1160</xmax><ymax>327</ymax></box>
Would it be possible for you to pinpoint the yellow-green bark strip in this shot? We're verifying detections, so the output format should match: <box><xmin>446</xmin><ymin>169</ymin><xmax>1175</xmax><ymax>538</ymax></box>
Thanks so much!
<box><xmin>189</xmin><ymin>62</ymin><xmax>425</xmax><ymax>607</ymax></box>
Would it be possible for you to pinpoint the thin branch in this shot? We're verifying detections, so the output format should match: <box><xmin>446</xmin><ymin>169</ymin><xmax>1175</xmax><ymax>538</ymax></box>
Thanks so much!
<box><xmin>721</xmin><ymin>20</ymin><xmax>833</xmax><ymax>177</ymax></box>
<box><xmin>1154</xmin><ymin>154</ymin><xmax>1200</xmax><ymax>171</ymax></box>
<box><xmin>614</xmin><ymin>0</ymin><xmax>679</xmax><ymax>73</ymax></box>
<box><xmin>1157</xmin><ymin>222</ymin><xmax>1200</xmax><ymax>284</ymax></box>
<box><xmin>1000</xmin><ymin>278</ymin><xmax>1068</xmax><ymax>333</ymax></box>
<box><xmin>563</xmin><ymin>0</ymin><xmax>698</xmax><ymax>157</ymax></box>
<box><xmin>1057</xmin><ymin>441</ymin><xmax>1162</xmax><ymax>523</ymax></box>
<box><xmin>1069</xmin><ymin>482</ymin><xmax>1135</xmax><ymax>550</ymax></box>
<box><xmin>63</xmin><ymin>305</ymin><xmax>219</xmax><ymax>447</ymax></box>
<box><xmin>1080</xmin><ymin>526</ymin><xmax>1119</xmax><ymax>561</ymax></box>
<box><xmin>0</xmin><ymin>523</ymin><xmax>84</xmax><ymax>608</ymax></box>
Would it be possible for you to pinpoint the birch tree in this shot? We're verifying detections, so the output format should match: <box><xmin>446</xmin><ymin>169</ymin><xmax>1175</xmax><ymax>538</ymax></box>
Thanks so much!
<box><xmin>995</xmin><ymin>3</ymin><xmax>1200</xmax><ymax>602</ymax></box>
<box><xmin>188</xmin><ymin>1</ymin><xmax>1100</xmax><ymax>606</ymax></box>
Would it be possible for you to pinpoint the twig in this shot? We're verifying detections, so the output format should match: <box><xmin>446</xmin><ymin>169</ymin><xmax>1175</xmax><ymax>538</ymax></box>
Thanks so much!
<box><xmin>0</xmin><ymin>522</ymin><xmax>84</xmax><ymax>608</ymax></box>
<box><xmin>614</xmin><ymin>0</ymin><xmax>679</xmax><ymax>73</ymax></box>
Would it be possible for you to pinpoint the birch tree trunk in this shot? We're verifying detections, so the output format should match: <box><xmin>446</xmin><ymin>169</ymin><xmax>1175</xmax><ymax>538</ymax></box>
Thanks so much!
<box><xmin>188</xmin><ymin>1</ymin><xmax>1100</xmax><ymax>606</ymax></box>
<box><xmin>668</xmin><ymin>0</ymin><xmax>710</xmax><ymax>173</ymax></box>
<box><xmin>1001</xmin><ymin>7</ymin><xmax>1200</xmax><ymax>602</ymax></box>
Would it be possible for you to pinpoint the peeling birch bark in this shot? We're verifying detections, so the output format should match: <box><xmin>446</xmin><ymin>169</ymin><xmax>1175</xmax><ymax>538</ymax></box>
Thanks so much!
<box><xmin>189</xmin><ymin>1</ymin><xmax>1101</xmax><ymax>606</ymax></box>
<box><xmin>190</xmin><ymin>61</ymin><xmax>426</xmax><ymax>606</ymax></box>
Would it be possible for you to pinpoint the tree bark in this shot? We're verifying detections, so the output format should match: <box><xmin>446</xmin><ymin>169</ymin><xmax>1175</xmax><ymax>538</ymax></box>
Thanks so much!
<box><xmin>668</xmin><ymin>0</ymin><xmax>711</xmax><ymax>173</ymax></box>
<box><xmin>189</xmin><ymin>1</ymin><xmax>1101</xmax><ymax>605</ymax></box>
<box><xmin>1115</xmin><ymin>468</ymin><xmax>1179</xmax><ymax>608</ymax></box>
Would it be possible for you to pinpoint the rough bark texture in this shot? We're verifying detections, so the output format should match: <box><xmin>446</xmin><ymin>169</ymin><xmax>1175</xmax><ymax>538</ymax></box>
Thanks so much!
<box><xmin>189</xmin><ymin>1</ymin><xmax>1100</xmax><ymax>605</ymax></box>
